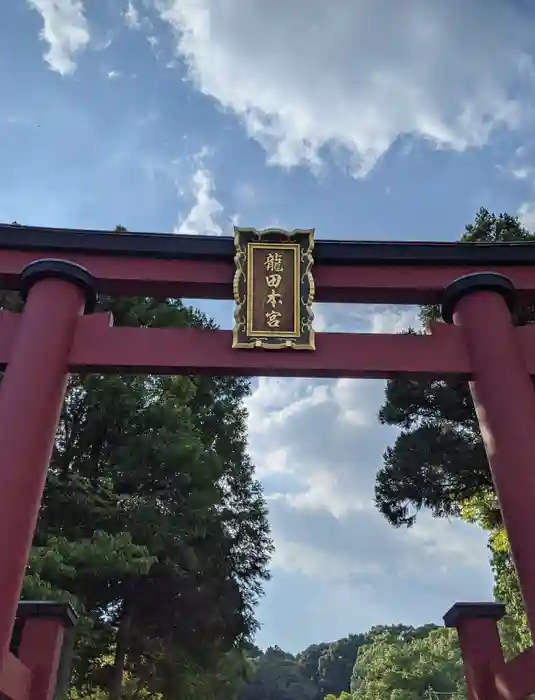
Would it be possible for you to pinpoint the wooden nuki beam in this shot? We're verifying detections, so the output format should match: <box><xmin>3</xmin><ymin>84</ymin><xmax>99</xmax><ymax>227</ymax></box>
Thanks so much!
<box><xmin>66</xmin><ymin>314</ymin><xmax>469</xmax><ymax>378</ymax></box>
<box><xmin>0</xmin><ymin>311</ymin><xmax>534</xmax><ymax>379</ymax></box>
<box><xmin>0</xmin><ymin>312</ymin><xmax>469</xmax><ymax>379</ymax></box>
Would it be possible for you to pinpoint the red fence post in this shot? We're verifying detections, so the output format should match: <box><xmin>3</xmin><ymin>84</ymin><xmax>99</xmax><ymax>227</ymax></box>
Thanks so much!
<box><xmin>442</xmin><ymin>273</ymin><xmax>535</xmax><ymax>642</ymax></box>
<box><xmin>444</xmin><ymin>602</ymin><xmax>505</xmax><ymax>700</ymax></box>
<box><xmin>0</xmin><ymin>260</ymin><xmax>96</xmax><ymax>661</ymax></box>
<box><xmin>17</xmin><ymin>602</ymin><xmax>78</xmax><ymax>700</ymax></box>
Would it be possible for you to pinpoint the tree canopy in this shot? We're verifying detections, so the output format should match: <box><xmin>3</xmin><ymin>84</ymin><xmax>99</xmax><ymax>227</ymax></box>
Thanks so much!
<box><xmin>350</xmin><ymin>626</ymin><xmax>464</xmax><ymax>700</ymax></box>
<box><xmin>238</xmin><ymin>625</ymin><xmax>465</xmax><ymax>700</ymax></box>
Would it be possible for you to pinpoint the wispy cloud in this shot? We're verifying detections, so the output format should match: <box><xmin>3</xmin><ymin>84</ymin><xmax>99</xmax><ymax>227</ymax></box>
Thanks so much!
<box><xmin>123</xmin><ymin>0</ymin><xmax>141</xmax><ymax>30</ymax></box>
<box><xmin>175</xmin><ymin>155</ymin><xmax>224</xmax><ymax>236</ymax></box>
<box><xmin>28</xmin><ymin>0</ymin><xmax>90</xmax><ymax>75</ymax></box>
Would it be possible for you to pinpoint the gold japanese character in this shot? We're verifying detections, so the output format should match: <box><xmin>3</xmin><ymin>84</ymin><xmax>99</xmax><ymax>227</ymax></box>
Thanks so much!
<box><xmin>265</xmin><ymin>310</ymin><xmax>282</xmax><ymax>328</ymax></box>
<box><xmin>266</xmin><ymin>289</ymin><xmax>282</xmax><ymax>307</ymax></box>
<box><xmin>266</xmin><ymin>274</ymin><xmax>282</xmax><ymax>288</ymax></box>
<box><xmin>265</xmin><ymin>252</ymin><xmax>284</xmax><ymax>273</ymax></box>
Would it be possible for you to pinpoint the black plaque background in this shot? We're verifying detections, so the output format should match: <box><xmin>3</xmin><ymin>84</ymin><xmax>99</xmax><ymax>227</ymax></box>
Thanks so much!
<box><xmin>249</xmin><ymin>245</ymin><xmax>297</xmax><ymax>335</ymax></box>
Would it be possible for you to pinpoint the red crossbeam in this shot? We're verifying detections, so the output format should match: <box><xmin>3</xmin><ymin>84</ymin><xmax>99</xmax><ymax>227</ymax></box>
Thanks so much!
<box><xmin>1</xmin><ymin>250</ymin><xmax>535</xmax><ymax>303</ymax></box>
<box><xmin>1</xmin><ymin>310</ymin><xmax>535</xmax><ymax>379</ymax></box>
<box><xmin>0</xmin><ymin>311</ymin><xmax>534</xmax><ymax>379</ymax></box>
<box><xmin>67</xmin><ymin>314</ymin><xmax>468</xmax><ymax>378</ymax></box>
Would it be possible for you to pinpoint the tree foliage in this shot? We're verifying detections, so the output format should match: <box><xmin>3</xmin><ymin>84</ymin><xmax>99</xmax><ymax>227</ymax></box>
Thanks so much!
<box><xmin>239</xmin><ymin>625</ymin><xmax>464</xmax><ymax>700</ymax></box>
<box><xmin>350</xmin><ymin>627</ymin><xmax>465</xmax><ymax>700</ymax></box>
<box><xmin>316</xmin><ymin>635</ymin><xmax>367</xmax><ymax>697</ymax></box>
<box><xmin>239</xmin><ymin>646</ymin><xmax>319</xmax><ymax>700</ymax></box>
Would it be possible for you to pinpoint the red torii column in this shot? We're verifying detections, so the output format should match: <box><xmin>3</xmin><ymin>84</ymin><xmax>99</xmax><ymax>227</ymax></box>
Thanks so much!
<box><xmin>443</xmin><ymin>602</ymin><xmax>505</xmax><ymax>700</ymax></box>
<box><xmin>0</xmin><ymin>259</ymin><xmax>96</xmax><ymax>662</ymax></box>
<box><xmin>442</xmin><ymin>272</ymin><xmax>535</xmax><ymax>641</ymax></box>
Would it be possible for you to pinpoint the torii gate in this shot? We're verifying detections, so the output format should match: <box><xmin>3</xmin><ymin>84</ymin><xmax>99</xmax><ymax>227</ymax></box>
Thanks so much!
<box><xmin>0</xmin><ymin>222</ymin><xmax>535</xmax><ymax>699</ymax></box>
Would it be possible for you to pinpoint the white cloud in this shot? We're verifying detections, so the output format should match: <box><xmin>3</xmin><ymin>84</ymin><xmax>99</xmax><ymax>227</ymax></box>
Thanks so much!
<box><xmin>271</xmin><ymin>538</ymin><xmax>382</xmax><ymax>583</ymax></box>
<box><xmin>519</xmin><ymin>201</ymin><xmax>535</xmax><ymax>231</ymax></box>
<box><xmin>155</xmin><ymin>0</ymin><xmax>534</xmax><ymax>176</ymax></box>
<box><xmin>510</xmin><ymin>167</ymin><xmax>531</xmax><ymax>181</ymax></box>
<box><xmin>313</xmin><ymin>303</ymin><xmax>419</xmax><ymax>334</ymax></box>
<box><xmin>500</xmin><ymin>146</ymin><xmax>535</xmax><ymax>229</ymax></box>
<box><xmin>124</xmin><ymin>0</ymin><xmax>141</xmax><ymax>30</ymax></box>
<box><xmin>247</xmin><ymin>306</ymin><xmax>493</xmax><ymax>634</ymax></box>
<box><xmin>175</xmin><ymin>163</ymin><xmax>224</xmax><ymax>236</ymax></box>
<box><xmin>28</xmin><ymin>0</ymin><xmax>90</xmax><ymax>76</ymax></box>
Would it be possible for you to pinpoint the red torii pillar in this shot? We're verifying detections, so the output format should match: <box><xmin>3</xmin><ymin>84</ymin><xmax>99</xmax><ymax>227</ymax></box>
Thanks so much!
<box><xmin>0</xmin><ymin>260</ymin><xmax>96</xmax><ymax>662</ymax></box>
<box><xmin>443</xmin><ymin>602</ymin><xmax>505</xmax><ymax>700</ymax></box>
<box><xmin>442</xmin><ymin>272</ymin><xmax>535</xmax><ymax>643</ymax></box>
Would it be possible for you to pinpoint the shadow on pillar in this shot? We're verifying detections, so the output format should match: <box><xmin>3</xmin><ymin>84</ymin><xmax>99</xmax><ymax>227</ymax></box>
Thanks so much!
<box><xmin>1</xmin><ymin>601</ymin><xmax>78</xmax><ymax>700</ymax></box>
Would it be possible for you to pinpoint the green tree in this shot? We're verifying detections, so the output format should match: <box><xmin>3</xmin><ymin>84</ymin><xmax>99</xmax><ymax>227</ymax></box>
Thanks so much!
<box><xmin>376</xmin><ymin>208</ymin><xmax>534</xmax><ymax>526</ymax></box>
<box><xmin>350</xmin><ymin>627</ymin><xmax>465</xmax><ymax>700</ymax></box>
<box><xmin>376</xmin><ymin>208</ymin><xmax>534</xmax><ymax>653</ymax></box>
<box><xmin>239</xmin><ymin>647</ymin><xmax>319</xmax><ymax>700</ymax></box>
<box><xmin>236</xmin><ymin>625</ymin><xmax>465</xmax><ymax>700</ymax></box>
<box><xmin>296</xmin><ymin>643</ymin><xmax>328</xmax><ymax>689</ymax></box>
<box><xmin>295</xmin><ymin>636</ymin><xmax>365</xmax><ymax>698</ymax></box>
<box><xmin>316</xmin><ymin>635</ymin><xmax>366</xmax><ymax>697</ymax></box>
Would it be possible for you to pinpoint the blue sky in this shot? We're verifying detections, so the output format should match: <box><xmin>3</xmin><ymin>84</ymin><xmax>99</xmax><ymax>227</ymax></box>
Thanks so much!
<box><xmin>3</xmin><ymin>0</ymin><xmax>535</xmax><ymax>654</ymax></box>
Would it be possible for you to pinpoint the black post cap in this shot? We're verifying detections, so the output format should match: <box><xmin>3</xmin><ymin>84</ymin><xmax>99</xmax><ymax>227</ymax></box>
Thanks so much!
<box><xmin>16</xmin><ymin>601</ymin><xmax>79</xmax><ymax>628</ymax></box>
<box><xmin>441</xmin><ymin>272</ymin><xmax>516</xmax><ymax>324</ymax></box>
<box><xmin>443</xmin><ymin>601</ymin><xmax>506</xmax><ymax>628</ymax></box>
<box><xmin>20</xmin><ymin>259</ymin><xmax>97</xmax><ymax>314</ymax></box>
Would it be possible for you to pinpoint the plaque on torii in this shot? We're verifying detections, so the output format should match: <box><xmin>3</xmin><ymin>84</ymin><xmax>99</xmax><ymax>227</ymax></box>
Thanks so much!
<box><xmin>232</xmin><ymin>227</ymin><xmax>315</xmax><ymax>350</ymax></box>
